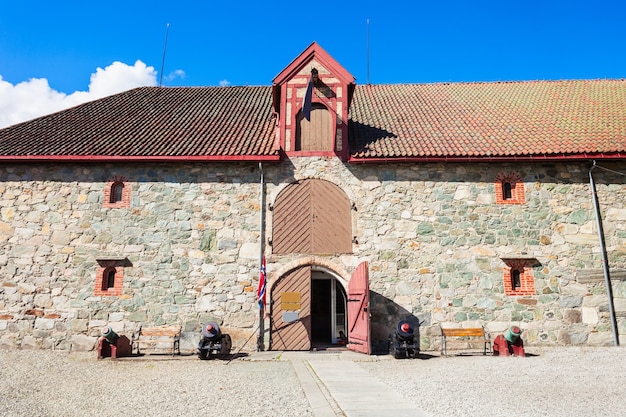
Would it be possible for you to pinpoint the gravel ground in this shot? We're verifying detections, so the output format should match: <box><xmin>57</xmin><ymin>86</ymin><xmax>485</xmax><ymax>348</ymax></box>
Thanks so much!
<box><xmin>360</xmin><ymin>346</ymin><xmax>626</xmax><ymax>417</ymax></box>
<box><xmin>1</xmin><ymin>347</ymin><xmax>625</xmax><ymax>417</ymax></box>
<box><xmin>0</xmin><ymin>350</ymin><xmax>313</xmax><ymax>417</ymax></box>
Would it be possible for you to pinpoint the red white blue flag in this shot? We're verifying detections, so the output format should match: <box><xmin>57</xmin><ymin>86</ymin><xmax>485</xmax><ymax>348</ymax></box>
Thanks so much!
<box><xmin>257</xmin><ymin>256</ymin><xmax>266</xmax><ymax>310</ymax></box>
<box><xmin>302</xmin><ymin>73</ymin><xmax>313</xmax><ymax>121</ymax></box>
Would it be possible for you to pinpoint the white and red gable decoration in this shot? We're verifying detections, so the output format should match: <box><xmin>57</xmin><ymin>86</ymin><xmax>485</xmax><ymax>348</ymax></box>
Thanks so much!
<box><xmin>272</xmin><ymin>42</ymin><xmax>356</xmax><ymax>161</ymax></box>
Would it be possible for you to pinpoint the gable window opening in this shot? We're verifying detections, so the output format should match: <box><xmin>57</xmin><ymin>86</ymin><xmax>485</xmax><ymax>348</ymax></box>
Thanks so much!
<box><xmin>295</xmin><ymin>103</ymin><xmax>334</xmax><ymax>152</ymax></box>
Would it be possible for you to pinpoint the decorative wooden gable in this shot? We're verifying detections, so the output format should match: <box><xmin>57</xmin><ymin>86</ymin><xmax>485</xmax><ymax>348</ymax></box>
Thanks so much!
<box><xmin>272</xmin><ymin>42</ymin><xmax>356</xmax><ymax>161</ymax></box>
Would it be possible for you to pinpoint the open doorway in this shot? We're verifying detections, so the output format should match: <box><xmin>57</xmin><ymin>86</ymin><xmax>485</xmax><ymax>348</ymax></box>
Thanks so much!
<box><xmin>311</xmin><ymin>271</ymin><xmax>347</xmax><ymax>348</ymax></box>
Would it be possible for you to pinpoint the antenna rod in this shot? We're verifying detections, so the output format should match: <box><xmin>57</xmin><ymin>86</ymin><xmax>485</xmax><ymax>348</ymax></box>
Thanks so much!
<box><xmin>159</xmin><ymin>23</ymin><xmax>170</xmax><ymax>87</ymax></box>
<box><xmin>366</xmin><ymin>19</ymin><xmax>370</xmax><ymax>85</ymax></box>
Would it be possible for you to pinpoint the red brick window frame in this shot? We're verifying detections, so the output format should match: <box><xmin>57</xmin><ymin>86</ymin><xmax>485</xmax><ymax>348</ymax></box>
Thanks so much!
<box><xmin>495</xmin><ymin>172</ymin><xmax>525</xmax><ymax>204</ymax></box>
<box><xmin>94</xmin><ymin>262</ymin><xmax>125</xmax><ymax>296</ymax></box>
<box><xmin>503</xmin><ymin>259</ymin><xmax>535</xmax><ymax>296</ymax></box>
<box><xmin>103</xmin><ymin>176</ymin><xmax>131</xmax><ymax>208</ymax></box>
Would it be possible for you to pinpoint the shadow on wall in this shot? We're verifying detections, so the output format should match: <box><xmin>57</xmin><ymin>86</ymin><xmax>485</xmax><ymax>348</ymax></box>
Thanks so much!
<box><xmin>369</xmin><ymin>290</ymin><xmax>431</xmax><ymax>354</ymax></box>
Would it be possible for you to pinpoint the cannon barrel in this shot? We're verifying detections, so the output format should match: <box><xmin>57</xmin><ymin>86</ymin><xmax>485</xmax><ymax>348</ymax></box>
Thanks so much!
<box><xmin>100</xmin><ymin>326</ymin><xmax>119</xmax><ymax>344</ymax></box>
<box><xmin>395</xmin><ymin>320</ymin><xmax>415</xmax><ymax>342</ymax></box>
<box><xmin>198</xmin><ymin>321</ymin><xmax>231</xmax><ymax>360</ymax></box>
<box><xmin>201</xmin><ymin>321</ymin><xmax>222</xmax><ymax>341</ymax></box>
<box><xmin>391</xmin><ymin>320</ymin><xmax>419</xmax><ymax>359</ymax></box>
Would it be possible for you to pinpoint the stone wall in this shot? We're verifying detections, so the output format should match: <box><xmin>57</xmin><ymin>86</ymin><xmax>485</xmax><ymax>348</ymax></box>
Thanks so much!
<box><xmin>267</xmin><ymin>158</ymin><xmax>626</xmax><ymax>349</ymax></box>
<box><xmin>0</xmin><ymin>163</ymin><xmax>263</xmax><ymax>351</ymax></box>
<box><xmin>0</xmin><ymin>159</ymin><xmax>625</xmax><ymax>351</ymax></box>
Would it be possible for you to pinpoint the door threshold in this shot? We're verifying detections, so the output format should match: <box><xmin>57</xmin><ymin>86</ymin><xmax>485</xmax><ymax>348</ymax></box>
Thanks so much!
<box><xmin>311</xmin><ymin>345</ymin><xmax>349</xmax><ymax>352</ymax></box>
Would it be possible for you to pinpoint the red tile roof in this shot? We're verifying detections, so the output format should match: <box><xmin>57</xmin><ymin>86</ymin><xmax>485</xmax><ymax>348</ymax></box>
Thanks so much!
<box><xmin>349</xmin><ymin>80</ymin><xmax>626</xmax><ymax>161</ymax></box>
<box><xmin>0</xmin><ymin>86</ymin><xmax>278</xmax><ymax>160</ymax></box>
<box><xmin>0</xmin><ymin>79</ymin><xmax>625</xmax><ymax>162</ymax></box>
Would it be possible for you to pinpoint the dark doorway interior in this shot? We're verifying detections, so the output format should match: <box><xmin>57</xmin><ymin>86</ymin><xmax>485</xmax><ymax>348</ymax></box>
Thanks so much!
<box><xmin>311</xmin><ymin>276</ymin><xmax>347</xmax><ymax>348</ymax></box>
<box><xmin>311</xmin><ymin>279</ymin><xmax>331</xmax><ymax>343</ymax></box>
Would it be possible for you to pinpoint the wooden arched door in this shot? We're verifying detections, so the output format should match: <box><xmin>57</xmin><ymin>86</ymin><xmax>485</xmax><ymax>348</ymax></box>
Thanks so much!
<box><xmin>270</xmin><ymin>266</ymin><xmax>311</xmax><ymax>351</ymax></box>
<box><xmin>272</xmin><ymin>179</ymin><xmax>352</xmax><ymax>255</ymax></box>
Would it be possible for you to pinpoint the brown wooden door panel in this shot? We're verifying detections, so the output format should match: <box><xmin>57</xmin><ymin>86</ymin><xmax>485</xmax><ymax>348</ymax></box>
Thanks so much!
<box><xmin>273</xmin><ymin>181</ymin><xmax>312</xmax><ymax>254</ymax></box>
<box><xmin>272</xmin><ymin>179</ymin><xmax>352</xmax><ymax>255</ymax></box>
<box><xmin>270</xmin><ymin>266</ymin><xmax>311</xmax><ymax>351</ymax></box>
<box><xmin>311</xmin><ymin>180</ymin><xmax>352</xmax><ymax>253</ymax></box>
<box><xmin>296</xmin><ymin>105</ymin><xmax>333</xmax><ymax>151</ymax></box>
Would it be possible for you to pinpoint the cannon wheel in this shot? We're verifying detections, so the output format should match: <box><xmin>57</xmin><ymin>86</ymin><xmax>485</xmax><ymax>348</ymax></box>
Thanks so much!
<box><xmin>390</xmin><ymin>338</ymin><xmax>403</xmax><ymax>359</ymax></box>
<box><xmin>220</xmin><ymin>334</ymin><xmax>232</xmax><ymax>356</ymax></box>
<box><xmin>393</xmin><ymin>347</ymin><xmax>406</xmax><ymax>359</ymax></box>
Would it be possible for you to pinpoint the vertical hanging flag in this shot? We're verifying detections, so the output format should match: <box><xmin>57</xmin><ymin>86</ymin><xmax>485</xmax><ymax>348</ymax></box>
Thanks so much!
<box><xmin>302</xmin><ymin>70</ymin><xmax>315</xmax><ymax>121</ymax></box>
<box><xmin>257</xmin><ymin>256</ymin><xmax>266</xmax><ymax>310</ymax></box>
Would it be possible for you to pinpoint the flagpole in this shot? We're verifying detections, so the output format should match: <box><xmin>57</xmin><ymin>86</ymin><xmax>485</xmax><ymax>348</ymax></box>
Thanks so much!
<box><xmin>366</xmin><ymin>18</ymin><xmax>370</xmax><ymax>85</ymax></box>
<box><xmin>257</xmin><ymin>162</ymin><xmax>265</xmax><ymax>351</ymax></box>
<box><xmin>159</xmin><ymin>23</ymin><xmax>170</xmax><ymax>87</ymax></box>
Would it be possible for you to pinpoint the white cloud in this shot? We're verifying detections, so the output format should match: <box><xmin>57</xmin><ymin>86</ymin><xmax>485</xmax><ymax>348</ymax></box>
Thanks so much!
<box><xmin>0</xmin><ymin>60</ymin><xmax>158</xmax><ymax>128</ymax></box>
<box><xmin>163</xmin><ymin>69</ymin><xmax>185</xmax><ymax>83</ymax></box>
<box><xmin>219</xmin><ymin>79</ymin><xmax>231</xmax><ymax>87</ymax></box>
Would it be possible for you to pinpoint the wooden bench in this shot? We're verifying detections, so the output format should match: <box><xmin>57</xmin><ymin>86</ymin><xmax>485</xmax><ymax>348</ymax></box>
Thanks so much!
<box><xmin>440</xmin><ymin>326</ymin><xmax>492</xmax><ymax>356</ymax></box>
<box><xmin>132</xmin><ymin>325</ymin><xmax>181</xmax><ymax>356</ymax></box>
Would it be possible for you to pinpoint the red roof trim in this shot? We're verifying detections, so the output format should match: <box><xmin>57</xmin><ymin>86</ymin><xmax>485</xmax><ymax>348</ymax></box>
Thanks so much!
<box><xmin>348</xmin><ymin>152</ymin><xmax>626</xmax><ymax>164</ymax></box>
<box><xmin>285</xmin><ymin>150</ymin><xmax>342</xmax><ymax>158</ymax></box>
<box><xmin>0</xmin><ymin>155</ymin><xmax>281</xmax><ymax>162</ymax></box>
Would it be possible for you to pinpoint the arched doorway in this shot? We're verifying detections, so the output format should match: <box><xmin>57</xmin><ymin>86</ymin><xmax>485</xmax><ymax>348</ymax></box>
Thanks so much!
<box><xmin>311</xmin><ymin>270</ymin><xmax>347</xmax><ymax>347</ymax></box>
<box><xmin>270</xmin><ymin>266</ymin><xmax>348</xmax><ymax>350</ymax></box>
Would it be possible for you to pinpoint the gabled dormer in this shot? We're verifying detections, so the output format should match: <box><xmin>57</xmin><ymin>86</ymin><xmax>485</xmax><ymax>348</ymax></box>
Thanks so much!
<box><xmin>272</xmin><ymin>42</ymin><xmax>356</xmax><ymax>161</ymax></box>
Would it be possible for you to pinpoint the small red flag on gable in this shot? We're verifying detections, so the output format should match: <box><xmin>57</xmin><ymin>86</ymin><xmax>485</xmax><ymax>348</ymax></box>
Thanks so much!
<box><xmin>257</xmin><ymin>256</ymin><xmax>266</xmax><ymax>310</ymax></box>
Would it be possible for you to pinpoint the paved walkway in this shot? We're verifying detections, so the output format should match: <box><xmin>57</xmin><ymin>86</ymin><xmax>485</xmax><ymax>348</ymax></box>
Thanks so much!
<box><xmin>279</xmin><ymin>351</ymin><xmax>430</xmax><ymax>417</ymax></box>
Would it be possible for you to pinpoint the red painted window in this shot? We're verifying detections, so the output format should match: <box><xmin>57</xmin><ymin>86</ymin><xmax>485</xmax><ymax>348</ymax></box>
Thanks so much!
<box><xmin>495</xmin><ymin>172</ymin><xmax>525</xmax><ymax>204</ymax></box>
<box><xmin>103</xmin><ymin>177</ymin><xmax>131</xmax><ymax>208</ymax></box>
<box><xmin>503</xmin><ymin>260</ymin><xmax>535</xmax><ymax>296</ymax></box>
<box><xmin>94</xmin><ymin>265</ymin><xmax>124</xmax><ymax>296</ymax></box>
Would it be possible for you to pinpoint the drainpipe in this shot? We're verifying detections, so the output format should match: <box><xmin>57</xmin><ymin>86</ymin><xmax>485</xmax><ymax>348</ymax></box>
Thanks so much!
<box><xmin>589</xmin><ymin>161</ymin><xmax>620</xmax><ymax>346</ymax></box>
<box><xmin>257</xmin><ymin>162</ymin><xmax>266</xmax><ymax>351</ymax></box>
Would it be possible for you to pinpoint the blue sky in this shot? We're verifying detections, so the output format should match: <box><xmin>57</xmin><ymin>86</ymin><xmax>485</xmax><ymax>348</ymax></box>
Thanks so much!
<box><xmin>1</xmin><ymin>1</ymin><xmax>625</xmax><ymax>127</ymax></box>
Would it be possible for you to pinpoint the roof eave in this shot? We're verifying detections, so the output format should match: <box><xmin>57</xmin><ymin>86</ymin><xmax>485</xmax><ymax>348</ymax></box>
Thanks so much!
<box><xmin>0</xmin><ymin>154</ymin><xmax>282</xmax><ymax>163</ymax></box>
<box><xmin>348</xmin><ymin>152</ymin><xmax>626</xmax><ymax>164</ymax></box>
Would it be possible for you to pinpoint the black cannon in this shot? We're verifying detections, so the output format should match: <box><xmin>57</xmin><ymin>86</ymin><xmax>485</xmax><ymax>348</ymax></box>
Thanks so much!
<box><xmin>390</xmin><ymin>320</ymin><xmax>419</xmax><ymax>359</ymax></box>
<box><xmin>198</xmin><ymin>322</ymin><xmax>232</xmax><ymax>360</ymax></box>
